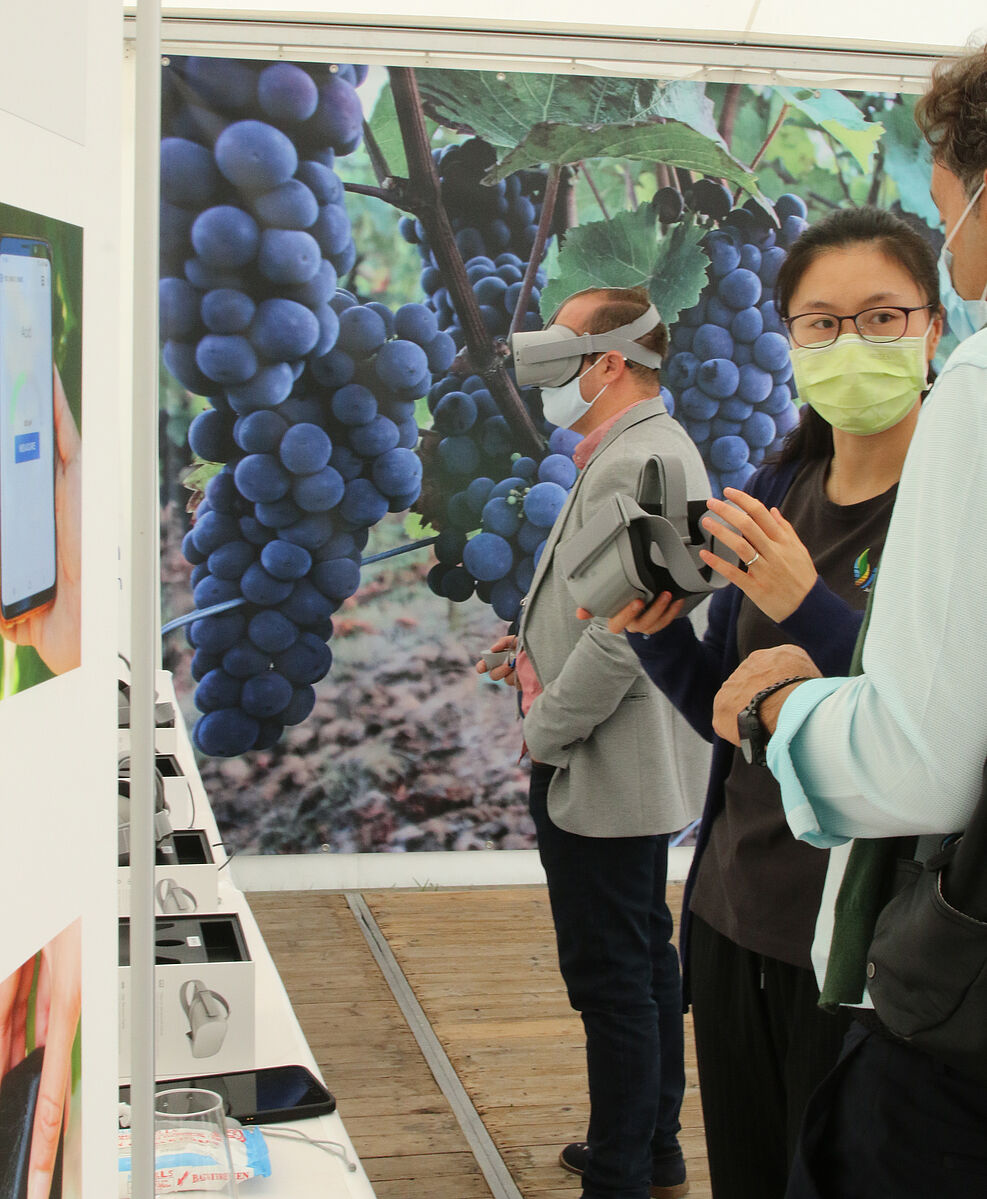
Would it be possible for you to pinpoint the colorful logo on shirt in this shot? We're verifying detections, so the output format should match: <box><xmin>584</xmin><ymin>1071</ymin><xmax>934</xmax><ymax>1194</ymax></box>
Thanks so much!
<box><xmin>853</xmin><ymin>548</ymin><xmax>875</xmax><ymax>591</ymax></box>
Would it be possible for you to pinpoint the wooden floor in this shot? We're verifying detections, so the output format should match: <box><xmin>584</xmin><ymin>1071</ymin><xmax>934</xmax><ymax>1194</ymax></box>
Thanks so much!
<box><xmin>251</xmin><ymin>885</ymin><xmax>711</xmax><ymax>1199</ymax></box>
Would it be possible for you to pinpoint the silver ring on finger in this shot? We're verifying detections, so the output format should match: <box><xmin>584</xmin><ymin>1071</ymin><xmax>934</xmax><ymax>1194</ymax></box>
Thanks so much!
<box><xmin>745</xmin><ymin>551</ymin><xmax>760</xmax><ymax>568</ymax></box>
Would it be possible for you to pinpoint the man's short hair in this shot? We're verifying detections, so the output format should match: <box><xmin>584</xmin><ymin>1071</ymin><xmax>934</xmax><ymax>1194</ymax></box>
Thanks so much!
<box><xmin>915</xmin><ymin>43</ymin><xmax>987</xmax><ymax>197</ymax></box>
<box><xmin>573</xmin><ymin>287</ymin><xmax>668</xmax><ymax>384</ymax></box>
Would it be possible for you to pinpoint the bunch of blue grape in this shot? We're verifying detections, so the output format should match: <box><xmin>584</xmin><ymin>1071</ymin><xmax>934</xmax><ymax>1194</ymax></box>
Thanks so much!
<box><xmin>158</xmin><ymin>56</ymin><xmax>428</xmax><ymax>757</ymax></box>
<box><xmin>660</xmin><ymin>181</ymin><xmax>808</xmax><ymax>497</ymax></box>
<box><xmin>394</xmin><ymin>137</ymin><xmax>569</xmax><ymax>621</ymax></box>
<box><xmin>179</xmin><ymin>289</ymin><xmax>433</xmax><ymax>757</ymax></box>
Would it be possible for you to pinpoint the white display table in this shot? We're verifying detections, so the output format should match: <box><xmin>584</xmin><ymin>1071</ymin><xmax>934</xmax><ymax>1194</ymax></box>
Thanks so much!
<box><xmin>120</xmin><ymin>673</ymin><xmax>376</xmax><ymax>1198</ymax></box>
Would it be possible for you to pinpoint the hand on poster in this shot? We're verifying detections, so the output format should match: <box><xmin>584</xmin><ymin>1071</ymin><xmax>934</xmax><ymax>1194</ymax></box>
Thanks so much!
<box><xmin>0</xmin><ymin>367</ymin><xmax>82</xmax><ymax>676</ymax></box>
<box><xmin>27</xmin><ymin>922</ymin><xmax>81</xmax><ymax>1199</ymax></box>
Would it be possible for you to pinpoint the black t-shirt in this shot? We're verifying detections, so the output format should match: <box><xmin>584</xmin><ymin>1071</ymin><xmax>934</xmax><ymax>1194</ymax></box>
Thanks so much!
<box><xmin>690</xmin><ymin>456</ymin><xmax>897</xmax><ymax>968</ymax></box>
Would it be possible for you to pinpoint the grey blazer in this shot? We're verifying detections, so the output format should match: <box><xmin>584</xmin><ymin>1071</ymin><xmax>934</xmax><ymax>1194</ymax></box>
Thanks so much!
<box><xmin>518</xmin><ymin>397</ymin><xmax>710</xmax><ymax>838</ymax></box>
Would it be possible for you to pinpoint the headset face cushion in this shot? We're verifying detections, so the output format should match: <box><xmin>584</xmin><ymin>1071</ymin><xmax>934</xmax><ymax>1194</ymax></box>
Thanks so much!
<box><xmin>510</xmin><ymin>325</ymin><xmax>584</xmax><ymax>388</ymax></box>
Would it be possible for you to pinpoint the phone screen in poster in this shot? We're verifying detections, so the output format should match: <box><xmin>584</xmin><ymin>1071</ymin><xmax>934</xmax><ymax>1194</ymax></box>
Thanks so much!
<box><xmin>0</xmin><ymin>244</ymin><xmax>55</xmax><ymax>618</ymax></box>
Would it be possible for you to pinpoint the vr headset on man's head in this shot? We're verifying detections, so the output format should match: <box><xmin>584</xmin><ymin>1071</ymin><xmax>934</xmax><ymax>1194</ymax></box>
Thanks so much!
<box><xmin>509</xmin><ymin>296</ymin><xmax>665</xmax><ymax>388</ymax></box>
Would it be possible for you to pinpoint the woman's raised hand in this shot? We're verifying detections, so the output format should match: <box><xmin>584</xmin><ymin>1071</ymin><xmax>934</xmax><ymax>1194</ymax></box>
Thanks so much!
<box><xmin>700</xmin><ymin>487</ymin><xmax>818</xmax><ymax>623</ymax></box>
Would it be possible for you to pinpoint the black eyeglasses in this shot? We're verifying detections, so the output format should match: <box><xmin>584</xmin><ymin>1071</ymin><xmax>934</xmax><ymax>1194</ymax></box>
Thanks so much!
<box><xmin>784</xmin><ymin>304</ymin><xmax>935</xmax><ymax>349</ymax></box>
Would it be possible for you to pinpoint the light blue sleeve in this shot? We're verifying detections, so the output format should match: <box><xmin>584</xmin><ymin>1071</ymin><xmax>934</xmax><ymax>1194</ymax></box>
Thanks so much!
<box><xmin>767</xmin><ymin>340</ymin><xmax>987</xmax><ymax>844</ymax></box>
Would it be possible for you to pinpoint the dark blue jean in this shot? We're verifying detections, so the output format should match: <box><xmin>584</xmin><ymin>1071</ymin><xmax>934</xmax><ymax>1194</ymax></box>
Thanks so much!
<box><xmin>529</xmin><ymin>762</ymin><xmax>685</xmax><ymax>1199</ymax></box>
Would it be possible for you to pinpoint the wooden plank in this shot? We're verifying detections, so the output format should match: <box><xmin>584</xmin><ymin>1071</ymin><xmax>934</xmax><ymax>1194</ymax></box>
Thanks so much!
<box><xmin>251</xmin><ymin>885</ymin><xmax>712</xmax><ymax>1199</ymax></box>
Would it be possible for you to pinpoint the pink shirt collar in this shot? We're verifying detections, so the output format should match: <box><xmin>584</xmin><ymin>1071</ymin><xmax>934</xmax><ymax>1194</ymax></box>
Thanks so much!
<box><xmin>571</xmin><ymin>397</ymin><xmax>648</xmax><ymax>470</ymax></box>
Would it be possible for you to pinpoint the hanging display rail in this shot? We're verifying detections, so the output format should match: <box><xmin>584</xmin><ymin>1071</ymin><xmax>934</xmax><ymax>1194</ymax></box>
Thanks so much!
<box><xmin>121</xmin><ymin>13</ymin><xmax>947</xmax><ymax>92</ymax></box>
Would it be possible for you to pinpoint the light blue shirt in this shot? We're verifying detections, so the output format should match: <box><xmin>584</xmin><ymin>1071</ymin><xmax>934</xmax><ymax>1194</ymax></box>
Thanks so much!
<box><xmin>769</xmin><ymin>327</ymin><xmax>987</xmax><ymax>848</ymax></box>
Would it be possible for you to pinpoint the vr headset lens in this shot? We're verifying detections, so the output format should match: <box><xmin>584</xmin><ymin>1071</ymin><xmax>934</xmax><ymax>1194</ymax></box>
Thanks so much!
<box><xmin>510</xmin><ymin>325</ymin><xmax>585</xmax><ymax>388</ymax></box>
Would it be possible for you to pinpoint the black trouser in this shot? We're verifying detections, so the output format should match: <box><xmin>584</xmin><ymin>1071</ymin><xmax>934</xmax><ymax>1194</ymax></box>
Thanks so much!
<box><xmin>688</xmin><ymin>914</ymin><xmax>851</xmax><ymax>1199</ymax></box>
<box><xmin>786</xmin><ymin>1019</ymin><xmax>987</xmax><ymax>1199</ymax></box>
<box><xmin>529</xmin><ymin>762</ymin><xmax>685</xmax><ymax>1199</ymax></box>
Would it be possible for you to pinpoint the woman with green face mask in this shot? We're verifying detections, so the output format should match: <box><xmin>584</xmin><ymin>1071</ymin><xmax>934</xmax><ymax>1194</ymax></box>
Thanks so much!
<box><xmin>593</xmin><ymin>205</ymin><xmax>943</xmax><ymax>1199</ymax></box>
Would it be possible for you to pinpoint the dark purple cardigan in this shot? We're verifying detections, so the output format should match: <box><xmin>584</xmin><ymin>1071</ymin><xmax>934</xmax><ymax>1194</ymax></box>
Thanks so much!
<box><xmin>628</xmin><ymin>461</ymin><xmax>865</xmax><ymax>1005</ymax></box>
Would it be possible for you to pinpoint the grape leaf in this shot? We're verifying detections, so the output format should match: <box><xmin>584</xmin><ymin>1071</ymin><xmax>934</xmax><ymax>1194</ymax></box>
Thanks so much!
<box><xmin>648</xmin><ymin>220</ymin><xmax>711</xmax><ymax>328</ymax></box>
<box><xmin>637</xmin><ymin>81</ymin><xmax>726</xmax><ymax>148</ymax></box>
<box><xmin>486</xmin><ymin>119</ymin><xmax>767</xmax><ymax>208</ymax></box>
<box><xmin>416</xmin><ymin>70</ymin><xmax>659</xmax><ymax>149</ymax></box>
<box><xmin>776</xmin><ymin>87</ymin><xmax>883</xmax><ymax>171</ymax></box>
<box><xmin>539</xmin><ymin>208</ymin><xmax>710</xmax><ymax>329</ymax></box>
<box><xmin>368</xmin><ymin>81</ymin><xmax>408</xmax><ymax>177</ymax></box>
<box><xmin>881</xmin><ymin>100</ymin><xmax>940</xmax><ymax>230</ymax></box>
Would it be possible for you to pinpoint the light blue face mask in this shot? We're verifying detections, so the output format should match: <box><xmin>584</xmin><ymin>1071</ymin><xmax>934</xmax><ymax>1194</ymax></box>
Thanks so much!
<box><xmin>937</xmin><ymin>181</ymin><xmax>987</xmax><ymax>341</ymax></box>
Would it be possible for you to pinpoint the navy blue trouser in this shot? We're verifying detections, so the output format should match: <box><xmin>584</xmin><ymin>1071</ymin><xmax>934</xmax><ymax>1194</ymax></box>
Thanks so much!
<box><xmin>529</xmin><ymin>762</ymin><xmax>686</xmax><ymax>1199</ymax></box>
<box><xmin>786</xmin><ymin>1020</ymin><xmax>987</xmax><ymax>1198</ymax></box>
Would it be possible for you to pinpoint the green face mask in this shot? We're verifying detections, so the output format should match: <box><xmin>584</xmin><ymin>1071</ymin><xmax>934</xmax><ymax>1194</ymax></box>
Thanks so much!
<box><xmin>790</xmin><ymin>333</ymin><xmax>929</xmax><ymax>436</ymax></box>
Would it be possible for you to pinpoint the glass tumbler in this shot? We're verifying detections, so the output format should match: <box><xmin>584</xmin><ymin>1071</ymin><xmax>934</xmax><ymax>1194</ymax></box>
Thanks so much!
<box><xmin>153</xmin><ymin>1088</ymin><xmax>239</xmax><ymax>1197</ymax></box>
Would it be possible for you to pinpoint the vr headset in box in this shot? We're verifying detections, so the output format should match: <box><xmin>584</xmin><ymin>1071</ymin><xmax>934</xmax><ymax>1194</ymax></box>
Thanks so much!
<box><xmin>556</xmin><ymin>454</ymin><xmax>738</xmax><ymax>619</ymax></box>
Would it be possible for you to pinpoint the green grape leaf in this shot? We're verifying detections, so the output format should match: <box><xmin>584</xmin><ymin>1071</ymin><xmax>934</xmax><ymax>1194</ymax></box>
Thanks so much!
<box><xmin>486</xmin><ymin>119</ymin><xmax>767</xmax><ymax>209</ymax></box>
<box><xmin>776</xmin><ymin>87</ymin><xmax>883</xmax><ymax>170</ymax></box>
<box><xmin>416</xmin><ymin>70</ymin><xmax>660</xmax><ymax>149</ymax></box>
<box><xmin>637</xmin><ymin>81</ymin><xmax>725</xmax><ymax>147</ymax></box>
<box><xmin>540</xmin><ymin>209</ymin><xmax>710</xmax><ymax>330</ymax></box>
<box><xmin>881</xmin><ymin>100</ymin><xmax>940</xmax><ymax>229</ymax></box>
<box><xmin>367</xmin><ymin>82</ymin><xmax>409</xmax><ymax>177</ymax></box>
<box><xmin>648</xmin><ymin>219</ymin><xmax>711</xmax><ymax>328</ymax></box>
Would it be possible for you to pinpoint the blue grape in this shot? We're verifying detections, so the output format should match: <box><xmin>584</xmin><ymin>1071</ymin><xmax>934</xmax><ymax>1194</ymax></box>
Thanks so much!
<box><xmin>160</xmin><ymin>278</ymin><xmax>202</xmax><ymax>340</ymax></box>
<box><xmin>731</xmin><ymin>306</ymin><xmax>763</xmax><ymax>344</ymax></box>
<box><xmin>340</xmin><ymin>477</ymin><xmax>388</xmax><ymax>526</ymax></box>
<box><xmin>191</xmin><ymin>205</ymin><xmax>259</xmax><ymax>269</ymax></box>
<box><xmin>394</xmin><ymin>303</ymin><xmax>438</xmax><ymax>345</ymax></box>
<box><xmin>737</xmin><ymin>363</ymin><xmax>774</xmax><ymax>405</ymax></box>
<box><xmin>310</xmin><ymin>203</ymin><xmax>352</xmax><ymax>258</ymax></box>
<box><xmin>482</xmin><ymin>496</ymin><xmax>521</xmax><ymax>538</ymax></box>
<box><xmin>718</xmin><ymin>268</ymin><xmax>762</xmax><ymax>311</ymax></box>
<box><xmin>293</xmin><ymin>466</ymin><xmax>345</xmax><ymax>512</ymax></box>
<box><xmin>261</xmin><ymin>539</ymin><xmax>312</xmax><ymax>581</ymax></box>
<box><xmin>372</xmin><ymin>448</ymin><xmax>422</xmax><ymax>497</ymax></box>
<box><xmin>215</xmin><ymin>120</ymin><xmax>298</xmax><ymax>191</ymax></box>
<box><xmin>274</xmin><ymin>632</ymin><xmax>333</xmax><ymax>685</ymax></box>
<box><xmin>234</xmin><ymin>409</ymin><xmax>287</xmax><ymax>453</ymax></box>
<box><xmin>523</xmin><ymin>481</ymin><xmax>567</xmax><ymax>527</ymax></box>
<box><xmin>434</xmin><ymin>392</ymin><xmax>477</xmax><ymax>435</ymax></box>
<box><xmin>234</xmin><ymin>453</ymin><xmax>291</xmax><ymax>503</ymax></box>
<box><xmin>160</xmin><ymin>137</ymin><xmax>221</xmax><ymax>208</ymax></box>
<box><xmin>193</xmin><ymin>709</ymin><xmax>260</xmax><ymax>757</ymax></box>
<box><xmin>742</xmin><ymin>411</ymin><xmax>778</xmax><ymax>449</ymax></box>
<box><xmin>375</xmin><ymin>339</ymin><xmax>428</xmax><ymax>390</ymax></box>
<box><xmin>201</xmin><ymin>288</ymin><xmax>256</xmax><ymax>334</ymax></box>
<box><xmin>693</xmin><ymin>324</ymin><xmax>734</xmax><ymax>360</ymax></box>
<box><xmin>753</xmin><ymin>331</ymin><xmax>790</xmax><ymax>372</ymax></box>
<box><xmin>278</xmin><ymin>578</ymin><xmax>335</xmax><ymax>624</ymax></box>
<box><xmin>311</xmin><ymin>557</ymin><xmax>361</xmax><ymax>600</ymax></box>
<box><xmin>190</xmin><ymin>610</ymin><xmax>247</xmax><ymax>654</ymax></box>
<box><xmin>282</xmin><ymin>685</ymin><xmax>317</xmax><ymax>725</ymax></box>
<box><xmin>208</xmin><ymin>540</ymin><xmax>255</xmax><ymax>580</ymax></box>
<box><xmin>226</xmin><ymin>363</ymin><xmax>295</xmax><ymax>412</ymax></box>
<box><xmin>241</xmin><ymin>671</ymin><xmax>293</xmax><ymax>719</ymax></box>
<box><xmin>195</xmin><ymin>334</ymin><xmax>258</xmax><ymax>385</ymax></box>
<box><xmin>337</xmin><ymin>306</ymin><xmax>388</xmax><ymax>357</ymax></box>
<box><xmin>257</xmin><ymin>228</ymin><xmax>321</xmax><ymax>284</ymax></box>
<box><xmin>464</xmin><ymin>532</ymin><xmax>513</xmax><ymax>582</ymax></box>
<box><xmin>490</xmin><ymin>579</ymin><xmax>523</xmax><ymax>621</ymax></box>
<box><xmin>350</xmin><ymin>415</ymin><xmax>399</xmax><ymax>458</ymax></box>
<box><xmin>241</xmin><ymin>562</ymin><xmax>295</xmax><ymax>605</ymax></box>
<box><xmin>709</xmin><ymin>435</ymin><xmax>750</xmax><ymax>472</ymax></box>
<box><xmin>279</xmin><ymin>423</ymin><xmax>332</xmax><ymax>474</ymax></box>
<box><xmin>537</xmin><ymin>454</ymin><xmax>577</xmax><ymax>489</ymax></box>
<box><xmin>195</xmin><ymin>668</ymin><xmax>242</xmax><ymax>713</ymax></box>
<box><xmin>257</xmin><ymin>62</ymin><xmax>319</xmax><ymax>123</ymax></box>
<box><xmin>250</xmin><ymin>298</ymin><xmax>320</xmax><ymax>360</ymax></box>
<box><xmin>188</xmin><ymin>409</ymin><xmax>233</xmax><ymax>461</ymax></box>
<box><xmin>696</xmin><ymin>358</ymin><xmax>740</xmax><ymax>400</ymax></box>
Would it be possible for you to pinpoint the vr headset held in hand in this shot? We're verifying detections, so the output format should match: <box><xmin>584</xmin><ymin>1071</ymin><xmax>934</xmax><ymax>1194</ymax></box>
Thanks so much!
<box><xmin>556</xmin><ymin>454</ymin><xmax>738</xmax><ymax>619</ymax></box>
<box><xmin>510</xmin><ymin>300</ymin><xmax>665</xmax><ymax>387</ymax></box>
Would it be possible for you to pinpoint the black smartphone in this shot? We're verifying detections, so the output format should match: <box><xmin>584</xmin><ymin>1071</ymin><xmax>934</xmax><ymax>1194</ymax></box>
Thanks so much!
<box><xmin>0</xmin><ymin>1047</ymin><xmax>63</xmax><ymax>1199</ymax></box>
<box><xmin>0</xmin><ymin>235</ymin><xmax>57</xmax><ymax>624</ymax></box>
<box><xmin>120</xmin><ymin>1063</ymin><xmax>336</xmax><ymax>1125</ymax></box>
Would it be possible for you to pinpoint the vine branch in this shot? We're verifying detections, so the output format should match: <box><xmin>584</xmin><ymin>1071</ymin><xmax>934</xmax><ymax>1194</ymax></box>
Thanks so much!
<box><xmin>578</xmin><ymin>161</ymin><xmax>610</xmax><ymax>221</ymax></box>
<box><xmin>508</xmin><ymin>163</ymin><xmax>562</xmax><ymax>340</ymax></box>
<box><xmin>361</xmin><ymin>119</ymin><xmax>392</xmax><ymax>187</ymax></box>
<box><xmin>717</xmin><ymin>84</ymin><xmax>741</xmax><ymax>148</ymax></box>
<box><xmin>388</xmin><ymin>66</ymin><xmax>544</xmax><ymax>456</ymax></box>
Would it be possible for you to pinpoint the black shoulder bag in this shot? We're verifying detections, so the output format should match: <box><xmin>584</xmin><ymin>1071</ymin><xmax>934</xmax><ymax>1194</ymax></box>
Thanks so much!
<box><xmin>866</xmin><ymin>752</ymin><xmax>987</xmax><ymax>1081</ymax></box>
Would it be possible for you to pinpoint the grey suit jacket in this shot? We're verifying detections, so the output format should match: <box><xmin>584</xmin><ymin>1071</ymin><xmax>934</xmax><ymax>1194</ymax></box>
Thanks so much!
<box><xmin>518</xmin><ymin>397</ymin><xmax>710</xmax><ymax>837</ymax></box>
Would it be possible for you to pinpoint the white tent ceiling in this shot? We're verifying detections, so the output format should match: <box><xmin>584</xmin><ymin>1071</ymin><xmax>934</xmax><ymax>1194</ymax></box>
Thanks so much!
<box><xmin>125</xmin><ymin>3</ymin><xmax>986</xmax><ymax>91</ymax></box>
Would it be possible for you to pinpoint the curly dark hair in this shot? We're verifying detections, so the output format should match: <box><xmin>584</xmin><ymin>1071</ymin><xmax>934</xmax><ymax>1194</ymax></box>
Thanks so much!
<box><xmin>914</xmin><ymin>43</ymin><xmax>987</xmax><ymax>197</ymax></box>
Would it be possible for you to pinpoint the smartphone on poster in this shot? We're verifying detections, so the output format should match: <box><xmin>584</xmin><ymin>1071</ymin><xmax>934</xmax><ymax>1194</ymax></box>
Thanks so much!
<box><xmin>0</xmin><ymin>235</ymin><xmax>57</xmax><ymax>624</ymax></box>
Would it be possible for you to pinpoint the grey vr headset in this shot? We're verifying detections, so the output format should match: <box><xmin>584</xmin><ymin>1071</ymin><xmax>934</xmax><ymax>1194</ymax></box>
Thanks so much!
<box><xmin>556</xmin><ymin>454</ymin><xmax>738</xmax><ymax>619</ymax></box>
<box><xmin>510</xmin><ymin>299</ymin><xmax>665</xmax><ymax>388</ymax></box>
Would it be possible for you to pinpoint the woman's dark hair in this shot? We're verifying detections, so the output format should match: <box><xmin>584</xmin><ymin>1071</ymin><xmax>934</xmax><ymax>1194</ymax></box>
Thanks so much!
<box><xmin>772</xmin><ymin>205</ymin><xmax>941</xmax><ymax>467</ymax></box>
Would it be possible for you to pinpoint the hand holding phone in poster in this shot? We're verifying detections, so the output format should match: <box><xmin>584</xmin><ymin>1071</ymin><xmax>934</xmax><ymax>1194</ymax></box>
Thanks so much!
<box><xmin>0</xmin><ymin>366</ymin><xmax>81</xmax><ymax>676</ymax></box>
<box><xmin>0</xmin><ymin>921</ymin><xmax>81</xmax><ymax>1199</ymax></box>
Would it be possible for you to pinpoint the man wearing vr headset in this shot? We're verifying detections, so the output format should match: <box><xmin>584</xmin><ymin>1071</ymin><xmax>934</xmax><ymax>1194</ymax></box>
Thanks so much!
<box><xmin>486</xmin><ymin>287</ymin><xmax>709</xmax><ymax>1199</ymax></box>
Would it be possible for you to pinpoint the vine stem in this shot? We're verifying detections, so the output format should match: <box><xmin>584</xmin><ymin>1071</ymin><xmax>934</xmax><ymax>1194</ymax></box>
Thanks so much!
<box><xmin>362</xmin><ymin>536</ymin><xmax>439</xmax><ymax>566</ymax></box>
<box><xmin>361</xmin><ymin>119</ymin><xmax>392</xmax><ymax>186</ymax></box>
<box><xmin>343</xmin><ymin>181</ymin><xmax>405</xmax><ymax>205</ymax></box>
<box><xmin>388</xmin><ymin>66</ymin><xmax>544</xmax><ymax>456</ymax></box>
<box><xmin>508</xmin><ymin>163</ymin><xmax>562</xmax><ymax>340</ymax></box>
<box><xmin>578</xmin><ymin>161</ymin><xmax>610</xmax><ymax>221</ymax></box>
<box><xmin>717</xmin><ymin>84</ymin><xmax>741</xmax><ymax>148</ymax></box>
<box><xmin>732</xmin><ymin>102</ymin><xmax>790</xmax><ymax>204</ymax></box>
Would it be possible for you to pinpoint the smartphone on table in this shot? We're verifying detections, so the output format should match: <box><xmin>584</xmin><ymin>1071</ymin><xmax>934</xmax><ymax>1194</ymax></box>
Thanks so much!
<box><xmin>0</xmin><ymin>235</ymin><xmax>56</xmax><ymax>624</ymax></box>
<box><xmin>119</xmin><ymin>1063</ymin><xmax>336</xmax><ymax>1125</ymax></box>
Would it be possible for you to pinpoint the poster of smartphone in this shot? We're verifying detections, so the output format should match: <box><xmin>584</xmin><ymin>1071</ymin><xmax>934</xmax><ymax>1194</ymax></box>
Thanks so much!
<box><xmin>0</xmin><ymin>235</ymin><xmax>56</xmax><ymax>623</ymax></box>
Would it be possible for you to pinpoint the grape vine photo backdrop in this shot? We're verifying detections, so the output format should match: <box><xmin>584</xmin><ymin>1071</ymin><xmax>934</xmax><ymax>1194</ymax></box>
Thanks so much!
<box><xmin>157</xmin><ymin>58</ymin><xmax>943</xmax><ymax>854</ymax></box>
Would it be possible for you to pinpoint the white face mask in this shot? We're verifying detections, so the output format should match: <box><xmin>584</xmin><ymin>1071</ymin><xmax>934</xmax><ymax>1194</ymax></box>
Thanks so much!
<box><xmin>938</xmin><ymin>181</ymin><xmax>987</xmax><ymax>339</ymax></box>
<box><xmin>540</xmin><ymin>355</ymin><xmax>609</xmax><ymax>429</ymax></box>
